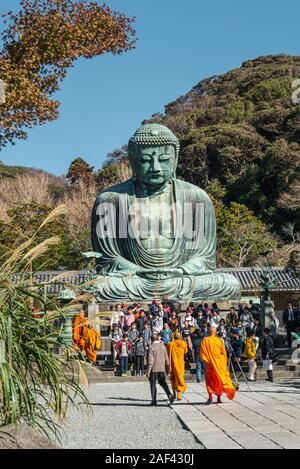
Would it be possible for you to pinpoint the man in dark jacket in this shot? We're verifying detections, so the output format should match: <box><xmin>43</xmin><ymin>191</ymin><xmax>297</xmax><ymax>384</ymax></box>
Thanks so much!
<box><xmin>249</xmin><ymin>300</ymin><xmax>261</xmax><ymax>321</ymax></box>
<box><xmin>283</xmin><ymin>302</ymin><xmax>298</xmax><ymax>348</ymax></box>
<box><xmin>147</xmin><ymin>333</ymin><xmax>175</xmax><ymax>406</ymax></box>
<box><xmin>194</xmin><ymin>309</ymin><xmax>204</xmax><ymax>329</ymax></box>
<box><xmin>262</xmin><ymin>328</ymin><xmax>274</xmax><ymax>382</ymax></box>
<box><xmin>191</xmin><ymin>329</ymin><xmax>204</xmax><ymax>383</ymax></box>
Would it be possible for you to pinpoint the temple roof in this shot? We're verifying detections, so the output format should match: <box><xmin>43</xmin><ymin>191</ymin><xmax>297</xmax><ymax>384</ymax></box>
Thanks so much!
<box><xmin>219</xmin><ymin>267</ymin><xmax>300</xmax><ymax>292</ymax></box>
<box><xmin>11</xmin><ymin>267</ymin><xmax>300</xmax><ymax>295</ymax></box>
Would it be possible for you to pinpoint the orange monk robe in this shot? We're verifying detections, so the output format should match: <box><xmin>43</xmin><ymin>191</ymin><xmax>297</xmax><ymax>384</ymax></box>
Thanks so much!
<box><xmin>72</xmin><ymin>315</ymin><xmax>87</xmax><ymax>351</ymax></box>
<box><xmin>200</xmin><ymin>335</ymin><xmax>235</xmax><ymax>400</ymax></box>
<box><xmin>83</xmin><ymin>327</ymin><xmax>101</xmax><ymax>363</ymax></box>
<box><xmin>167</xmin><ymin>339</ymin><xmax>188</xmax><ymax>393</ymax></box>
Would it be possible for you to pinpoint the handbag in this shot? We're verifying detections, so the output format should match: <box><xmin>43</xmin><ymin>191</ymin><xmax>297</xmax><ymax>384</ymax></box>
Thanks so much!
<box><xmin>262</xmin><ymin>359</ymin><xmax>273</xmax><ymax>370</ymax></box>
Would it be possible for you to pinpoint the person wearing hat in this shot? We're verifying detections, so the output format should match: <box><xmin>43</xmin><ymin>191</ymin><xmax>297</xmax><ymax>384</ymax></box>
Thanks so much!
<box><xmin>200</xmin><ymin>324</ymin><xmax>236</xmax><ymax>404</ymax></box>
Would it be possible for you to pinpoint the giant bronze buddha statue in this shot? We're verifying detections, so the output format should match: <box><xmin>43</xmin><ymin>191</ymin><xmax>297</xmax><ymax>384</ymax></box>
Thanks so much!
<box><xmin>91</xmin><ymin>124</ymin><xmax>240</xmax><ymax>301</ymax></box>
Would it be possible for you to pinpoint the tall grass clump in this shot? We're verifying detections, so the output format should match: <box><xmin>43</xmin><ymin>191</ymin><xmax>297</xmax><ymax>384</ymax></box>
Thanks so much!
<box><xmin>0</xmin><ymin>205</ymin><xmax>89</xmax><ymax>441</ymax></box>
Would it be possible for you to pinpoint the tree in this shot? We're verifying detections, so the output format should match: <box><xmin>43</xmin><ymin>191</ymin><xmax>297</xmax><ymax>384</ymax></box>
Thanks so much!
<box><xmin>63</xmin><ymin>181</ymin><xmax>96</xmax><ymax>268</ymax></box>
<box><xmin>95</xmin><ymin>145</ymin><xmax>131</xmax><ymax>191</ymax></box>
<box><xmin>0</xmin><ymin>0</ymin><xmax>136</xmax><ymax>148</ymax></box>
<box><xmin>218</xmin><ymin>202</ymin><xmax>277</xmax><ymax>267</ymax></box>
<box><xmin>104</xmin><ymin>145</ymin><xmax>129</xmax><ymax>166</ymax></box>
<box><xmin>66</xmin><ymin>157</ymin><xmax>94</xmax><ymax>185</ymax></box>
<box><xmin>268</xmin><ymin>223</ymin><xmax>300</xmax><ymax>267</ymax></box>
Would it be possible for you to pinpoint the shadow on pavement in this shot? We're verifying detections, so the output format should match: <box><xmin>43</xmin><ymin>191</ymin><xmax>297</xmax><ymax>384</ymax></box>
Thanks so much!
<box><xmin>89</xmin><ymin>402</ymin><xmax>170</xmax><ymax>407</ymax></box>
<box><xmin>107</xmin><ymin>397</ymin><xmax>151</xmax><ymax>402</ymax></box>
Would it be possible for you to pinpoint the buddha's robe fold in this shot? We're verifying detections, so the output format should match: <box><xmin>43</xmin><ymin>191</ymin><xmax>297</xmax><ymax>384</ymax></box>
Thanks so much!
<box><xmin>200</xmin><ymin>335</ymin><xmax>235</xmax><ymax>400</ymax></box>
<box><xmin>91</xmin><ymin>178</ymin><xmax>241</xmax><ymax>300</ymax></box>
<box><xmin>72</xmin><ymin>315</ymin><xmax>87</xmax><ymax>351</ymax></box>
<box><xmin>167</xmin><ymin>339</ymin><xmax>188</xmax><ymax>393</ymax></box>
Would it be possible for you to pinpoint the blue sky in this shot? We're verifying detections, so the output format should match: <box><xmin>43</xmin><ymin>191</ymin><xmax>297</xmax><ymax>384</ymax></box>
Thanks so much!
<box><xmin>1</xmin><ymin>0</ymin><xmax>300</xmax><ymax>176</ymax></box>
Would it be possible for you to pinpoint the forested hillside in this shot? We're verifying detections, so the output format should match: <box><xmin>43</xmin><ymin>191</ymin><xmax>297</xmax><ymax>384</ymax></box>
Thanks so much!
<box><xmin>144</xmin><ymin>54</ymin><xmax>300</xmax><ymax>267</ymax></box>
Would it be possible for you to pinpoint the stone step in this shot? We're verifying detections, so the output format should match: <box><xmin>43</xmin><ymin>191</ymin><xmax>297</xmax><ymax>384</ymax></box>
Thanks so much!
<box><xmin>254</xmin><ymin>372</ymin><xmax>300</xmax><ymax>379</ymax></box>
<box><xmin>70</xmin><ymin>373</ymin><xmax>299</xmax><ymax>384</ymax></box>
<box><xmin>68</xmin><ymin>368</ymin><xmax>300</xmax><ymax>384</ymax></box>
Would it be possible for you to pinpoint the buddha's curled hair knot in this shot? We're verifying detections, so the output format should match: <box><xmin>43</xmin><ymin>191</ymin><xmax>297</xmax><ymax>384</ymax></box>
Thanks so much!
<box><xmin>128</xmin><ymin>123</ymin><xmax>180</xmax><ymax>161</ymax></box>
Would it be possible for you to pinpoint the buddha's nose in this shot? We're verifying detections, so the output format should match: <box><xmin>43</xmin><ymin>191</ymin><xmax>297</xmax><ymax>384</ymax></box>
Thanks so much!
<box><xmin>152</xmin><ymin>158</ymin><xmax>161</xmax><ymax>172</ymax></box>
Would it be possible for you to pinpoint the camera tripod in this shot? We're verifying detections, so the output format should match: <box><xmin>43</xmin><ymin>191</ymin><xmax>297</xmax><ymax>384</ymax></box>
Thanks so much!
<box><xmin>226</xmin><ymin>341</ymin><xmax>252</xmax><ymax>392</ymax></box>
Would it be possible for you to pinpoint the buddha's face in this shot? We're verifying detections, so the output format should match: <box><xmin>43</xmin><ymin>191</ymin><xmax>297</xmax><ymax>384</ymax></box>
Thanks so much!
<box><xmin>132</xmin><ymin>145</ymin><xmax>176</xmax><ymax>186</ymax></box>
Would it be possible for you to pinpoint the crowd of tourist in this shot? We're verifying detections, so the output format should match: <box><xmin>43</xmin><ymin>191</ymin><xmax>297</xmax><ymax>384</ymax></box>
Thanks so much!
<box><xmin>107</xmin><ymin>297</ymin><xmax>278</xmax><ymax>382</ymax></box>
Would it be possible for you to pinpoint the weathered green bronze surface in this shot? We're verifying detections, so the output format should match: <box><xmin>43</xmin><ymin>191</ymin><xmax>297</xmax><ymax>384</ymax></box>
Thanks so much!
<box><xmin>91</xmin><ymin>124</ymin><xmax>241</xmax><ymax>301</ymax></box>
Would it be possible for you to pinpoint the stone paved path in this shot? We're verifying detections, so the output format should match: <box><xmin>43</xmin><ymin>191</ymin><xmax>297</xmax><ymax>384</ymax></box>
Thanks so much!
<box><xmin>169</xmin><ymin>379</ymin><xmax>300</xmax><ymax>449</ymax></box>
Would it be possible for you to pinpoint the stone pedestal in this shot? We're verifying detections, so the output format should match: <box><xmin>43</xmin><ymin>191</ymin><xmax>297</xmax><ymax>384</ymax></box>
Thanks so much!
<box><xmin>262</xmin><ymin>298</ymin><xmax>277</xmax><ymax>333</ymax></box>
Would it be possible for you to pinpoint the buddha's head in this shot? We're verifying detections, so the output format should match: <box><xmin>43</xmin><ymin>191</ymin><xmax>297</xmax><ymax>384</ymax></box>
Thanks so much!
<box><xmin>128</xmin><ymin>124</ymin><xmax>180</xmax><ymax>187</ymax></box>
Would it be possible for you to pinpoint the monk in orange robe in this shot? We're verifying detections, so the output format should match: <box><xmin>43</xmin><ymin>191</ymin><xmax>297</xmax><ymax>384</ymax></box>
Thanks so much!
<box><xmin>167</xmin><ymin>332</ymin><xmax>188</xmax><ymax>400</ymax></box>
<box><xmin>200</xmin><ymin>324</ymin><xmax>235</xmax><ymax>404</ymax></box>
<box><xmin>72</xmin><ymin>311</ymin><xmax>87</xmax><ymax>351</ymax></box>
<box><xmin>83</xmin><ymin>326</ymin><xmax>101</xmax><ymax>363</ymax></box>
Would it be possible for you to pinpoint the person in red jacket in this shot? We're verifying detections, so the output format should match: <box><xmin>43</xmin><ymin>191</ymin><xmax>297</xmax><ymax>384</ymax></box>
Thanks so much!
<box><xmin>117</xmin><ymin>335</ymin><xmax>133</xmax><ymax>376</ymax></box>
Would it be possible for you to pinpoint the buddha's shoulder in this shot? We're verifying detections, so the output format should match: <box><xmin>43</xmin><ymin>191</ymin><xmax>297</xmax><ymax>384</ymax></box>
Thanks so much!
<box><xmin>95</xmin><ymin>179</ymin><xmax>134</xmax><ymax>203</ymax></box>
<box><xmin>175</xmin><ymin>179</ymin><xmax>212</xmax><ymax>202</ymax></box>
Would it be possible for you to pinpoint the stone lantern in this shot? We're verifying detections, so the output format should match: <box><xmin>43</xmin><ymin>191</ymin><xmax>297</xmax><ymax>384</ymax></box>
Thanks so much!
<box><xmin>57</xmin><ymin>288</ymin><xmax>77</xmax><ymax>346</ymax></box>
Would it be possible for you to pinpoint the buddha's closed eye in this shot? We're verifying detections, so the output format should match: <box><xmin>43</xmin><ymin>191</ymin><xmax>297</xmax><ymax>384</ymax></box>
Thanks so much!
<box><xmin>159</xmin><ymin>155</ymin><xmax>171</xmax><ymax>161</ymax></box>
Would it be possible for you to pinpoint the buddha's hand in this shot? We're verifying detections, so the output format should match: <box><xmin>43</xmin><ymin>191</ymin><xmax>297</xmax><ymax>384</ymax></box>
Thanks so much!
<box><xmin>136</xmin><ymin>267</ymin><xmax>184</xmax><ymax>280</ymax></box>
<box><xmin>106</xmin><ymin>272</ymin><xmax>136</xmax><ymax>278</ymax></box>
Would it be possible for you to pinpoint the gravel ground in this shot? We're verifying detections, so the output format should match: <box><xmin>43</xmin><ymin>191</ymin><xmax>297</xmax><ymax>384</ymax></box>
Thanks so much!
<box><xmin>60</xmin><ymin>382</ymin><xmax>203</xmax><ymax>449</ymax></box>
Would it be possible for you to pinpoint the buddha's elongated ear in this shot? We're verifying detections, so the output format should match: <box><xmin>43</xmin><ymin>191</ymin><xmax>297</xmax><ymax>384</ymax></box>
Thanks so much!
<box><xmin>128</xmin><ymin>151</ymin><xmax>137</xmax><ymax>178</ymax></box>
<box><xmin>172</xmin><ymin>144</ymin><xmax>179</xmax><ymax>178</ymax></box>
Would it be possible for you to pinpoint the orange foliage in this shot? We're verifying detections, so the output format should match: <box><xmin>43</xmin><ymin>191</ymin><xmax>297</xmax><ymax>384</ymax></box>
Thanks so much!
<box><xmin>0</xmin><ymin>0</ymin><xmax>136</xmax><ymax>148</ymax></box>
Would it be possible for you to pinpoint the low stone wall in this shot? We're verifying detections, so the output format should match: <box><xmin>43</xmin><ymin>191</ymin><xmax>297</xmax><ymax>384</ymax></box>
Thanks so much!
<box><xmin>97</xmin><ymin>300</ymin><xmax>241</xmax><ymax>313</ymax></box>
